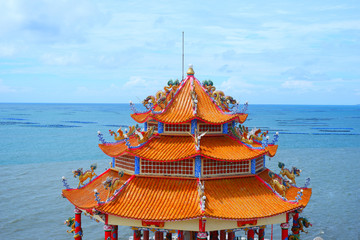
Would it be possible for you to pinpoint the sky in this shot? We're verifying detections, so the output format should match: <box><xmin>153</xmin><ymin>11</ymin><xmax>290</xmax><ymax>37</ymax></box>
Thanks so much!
<box><xmin>0</xmin><ymin>0</ymin><xmax>359</xmax><ymax>105</ymax></box>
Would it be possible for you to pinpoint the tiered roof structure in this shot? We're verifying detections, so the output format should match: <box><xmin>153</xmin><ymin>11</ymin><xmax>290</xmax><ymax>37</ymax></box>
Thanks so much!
<box><xmin>62</xmin><ymin>65</ymin><xmax>312</xmax><ymax>240</ymax></box>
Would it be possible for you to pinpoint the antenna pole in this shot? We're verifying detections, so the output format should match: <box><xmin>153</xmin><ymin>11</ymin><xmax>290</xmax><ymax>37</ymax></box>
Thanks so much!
<box><xmin>182</xmin><ymin>31</ymin><xmax>184</xmax><ymax>80</ymax></box>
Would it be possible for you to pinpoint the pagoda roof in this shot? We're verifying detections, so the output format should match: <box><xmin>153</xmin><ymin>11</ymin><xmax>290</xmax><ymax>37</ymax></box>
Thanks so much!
<box><xmin>131</xmin><ymin>74</ymin><xmax>248</xmax><ymax>124</ymax></box>
<box><xmin>62</xmin><ymin>169</ymin><xmax>311</xmax><ymax>221</ymax></box>
<box><xmin>99</xmin><ymin>135</ymin><xmax>278</xmax><ymax>161</ymax></box>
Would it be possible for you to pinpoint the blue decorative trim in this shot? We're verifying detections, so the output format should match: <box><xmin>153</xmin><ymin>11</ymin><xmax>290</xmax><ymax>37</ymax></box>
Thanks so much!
<box><xmin>232</xmin><ymin>121</ymin><xmax>236</xmax><ymax>128</ymax></box>
<box><xmin>263</xmin><ymin>155</ymin><xmax>266</xmax><ymax>169</ymax></box>
<box><xmin>144</xmin><ymin>122</ymin><xmax>148</xmax><ymax>131</ymax></box>
<box><xmin>94</xmin><ymin>190</ymin><xmax>104</xmax><ymax>204</ymax></box>
<box><xmin>191</xmin><ymin>119</ymin><xmax>197</xmax><ymax>134</ymax></box>
<box><xmin>97</xmin><ymin>131</ymin><xmax>107</xmax><ymax>144</ymax></box>
<box><xmin>269</xmin><ymin>132</ymin><xmax>279</xmax><ymax>145</ymax></box>
<box><xmin>303</xmin><ymin>177</ymin><xmax>311</xmax><ymax>188</ymax></box>
<box><xmin>251</xmin><ymin>159</ymin><xmax>256</xmax><ymax>174</ymax></box>
<box><xmin>135</xmin><ymin>156</ymin><xmax>140</xmax><ymax>174</ymax></box>
<box><xmin>62</xmin><ymin>177</ymin><xmax>70</xmax><ymax>189</ymax></box>
<box><xmin>222</xmin><ymin>123</ymin><xmax>228</xmax><ymax>134</ymax></box>
<box><xmin>158</xmin><ymin>122</ymin><xmax>164</xmax><ymax>133</ymax></box>
<box><xmin>129</xmin><ymin>101</ymin><xmax>149</xmax><ymax>114</ymax></box>
<box><xmin>112</xmin><ymin>157</ymin><xmax>115</xmax><ymax>168</ymax></box>
<box><xmin>261</xmin><ymin>138</ymin><xmax>269</xmax><ymax>148</ymax></box>
<box><xmin>195</xmin><ymin>156</ymin><xmax>201</xmax><ymax>178</ymax></box>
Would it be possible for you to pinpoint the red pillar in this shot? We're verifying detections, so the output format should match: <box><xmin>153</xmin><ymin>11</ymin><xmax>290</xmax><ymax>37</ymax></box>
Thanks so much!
<box><xmin>247</xmin><ymin>229</ymin><xmax>255</xmax><ymax>240</ymax></box>
<box><xmin>228</xmin><ymin>231</ymin><xmax>235</xmax><ymax>240</ymax></box>
<box><xmin>134</xmin><ymin>230</ymin><xmax>141</xmax><ymax>240</ymax></box>
<box><xmin>258</xmin><ymin>227</ymin><xmax>265</xmax><ymax>240</ymax></box>
<box><xmin>220</xmin><ymin>230</ymin><xmax>226</xmax><ymax>240</ymax></box>
<box><xmin>74</xmin><ymin>208</ymin><xmax>82</xmax><ymax>240</ymax></box>
<box><xmin>104</xmin><ymin>225</ymin><xmax>113</xmax><ymax>240</ymax></box>
<box><xmin>159</xmin><ymin>231</ymin><xmax>164</xmax><ymax>240</ymax></box>
<box><xmin>293</xmin><ymin>212</ymin><xmax>299</xmax><ymax>228</ymax></box>
<box><xmin>178</xmin><ymin>230</ymin><xmax>184</xmax><ymax>240</ymax></box>
<box><xmin>111</xmin><ymin>225</ymin><xmax>118</xmax><ymax>240</ymax></box>
<box><xmin>143</xmin><ymin>230</ymin><xmax>149</xmax><ymax>240</ymax></box>
<box><xmin>280</xmin><ymin>223</ymin><xmax>290</xmax><ymax>240</ymax></box>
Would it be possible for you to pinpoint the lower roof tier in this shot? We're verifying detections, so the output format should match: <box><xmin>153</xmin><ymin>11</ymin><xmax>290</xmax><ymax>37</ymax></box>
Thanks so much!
<box><xmin>62</xmin><ymin>169</ymin><xmax>311</xmax><ymax>221</ymax></box>
<box><xmin>99</xmin><ymin>135</ymin><xmax>278</xmax><ymax>161</ymax></box>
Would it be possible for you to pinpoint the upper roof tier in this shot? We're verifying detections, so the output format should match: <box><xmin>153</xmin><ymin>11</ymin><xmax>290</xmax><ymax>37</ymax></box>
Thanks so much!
<box><xmin>131</xmin><ymin>66</ymin><xmax>248</xmax><ymax>124</ymax></box>
<box><xmin>99</xmin><ymin>135</ymin><xmax>278</xmax><ymax>161</ymax></box>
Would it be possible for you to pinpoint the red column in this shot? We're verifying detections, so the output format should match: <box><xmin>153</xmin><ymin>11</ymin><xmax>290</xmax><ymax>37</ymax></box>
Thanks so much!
<box><xmin>228</xmin><ymin>232</ymin><xmax>235</xmax><ymax>240</ymax></box>
<box><xmin>220</xmin><ymin>230</ymin><xmax>226</xmax><ymax>240</ymax></box>
<box><xmin>111</xmin><ymin>225</ymin><xmax>118</xmax><ymax>240</ymax></box>
<box><xmin>178</xmin><ymin>230</ymin><xmax>184</xmax><ymax>240</ymax></box>
<box><xmin>210</xmin><ymin>231</ymin><xmax>219</xmax><ymax>240</ymax></box>
<box><xmin>280</xmin><ymin>223</ymin><xmax>290</xmax><ymax>240</ymax></box>
<box><xmin>74</xmin><ymin>208</ymin><xmax>82</xmax><ymax>240</ymax></box>
<box><xmin>159</xmin><ymin>231</ymin><xmax>164</xmax><ymax>240</ymax></box>
<box><xmin>247</xmin><ymin>229</ymin><xmax>255</xmax><ymax>240</ymax></box>
<box><xmin>143</xmin><ymin>230</ymin><xmax>149</xmax><ymax>240</ymax></box>
<box><xmin>134</xmin><ymin>230</ymin><xmax>141</xmax><ymax>240</ymax></box>
<box><xmin>293</xmin><ymin>212</ymin><xmax>299</xmax><ymax>228</ymax></box>
<box><xmin>258</xmin><ymin>227</ymin><xmax>265</xmax><ymax>240</ymax></box>
<box><xmin>104</xmin><ymin>225</ymin><xmax>113</xmax><ymax>240</ymax></box>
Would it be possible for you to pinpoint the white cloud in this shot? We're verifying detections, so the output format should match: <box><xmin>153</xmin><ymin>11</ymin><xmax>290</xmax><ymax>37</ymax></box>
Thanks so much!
<box><xmin>281</xmin><ymin>80</ymin><xmax>314</xmax><ymax>90</ymax></box>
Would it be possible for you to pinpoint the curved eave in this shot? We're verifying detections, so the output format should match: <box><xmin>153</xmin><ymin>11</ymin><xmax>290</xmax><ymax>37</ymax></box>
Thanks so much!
<box><xmin>62</xmin><ymin>169</ymin><xmax>132</xmax><ymax>210</ymax></box>
<box><xmin>63</xmin><ymin>170</ymin><xmax>311</xmax><ymax>221</ymax></box>
<box><xmin>98</xmin><ymin>135</ymin><xmax>277</xmax><ymax>161</ymax></box>
<box><xmin>204</xmin><ymin>171</ymin><xmax>312</xmax><ymax>220</ymax></box>
<box><xmin>96</xmin><ymin>175</ymin><xmax>202</xmax><ymax>221</ymax></box>
<box><xmin>131</xmin><ymin>76</ymin><xmax>248</xmax><ymax>125</ymax></box>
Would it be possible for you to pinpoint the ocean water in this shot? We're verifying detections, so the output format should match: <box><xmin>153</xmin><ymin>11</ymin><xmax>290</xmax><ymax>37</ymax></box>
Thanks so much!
<box><xmin>0</xmin><ymin>103</ymin><xmax>359</xmax><ymax>240</ymax></box>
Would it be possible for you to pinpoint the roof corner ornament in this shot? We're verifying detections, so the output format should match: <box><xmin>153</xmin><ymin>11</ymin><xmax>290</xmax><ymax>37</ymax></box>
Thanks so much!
<box><xmin>303</xmin><ymin>177</ymin><xmax>311</xmax><ymax>188</ymax></box>
<box><xmin>278</xmin><ymin>162</ymin><xmax>301</xmax><ymax>186</ymax></box>
<box><xmin>129</xmin><ymin>101</ymin><xmax>148</xmax><ymax>114</ymax></box>
<box><xmin>94</xmin><ymin>189</ymin><xmax>104</xmax><ymax>205</ymax></box>
<box><xmin>190</xmin><ymin>79</ymin><xmax>198</xmax><ymax>115</ymax></box>
<box><xmin>135</xmin><ymin>127</ymin><xmax>155</xmax><ymax>145</ymax></box>
<box><xmin>269</xmin><ymin>132</ymin><xmax>279</xmax><ymax>145</ymax></box>
<box><xmin>268</xmin><ymin>171</ymin><xmax>287</xmax><ymax>199</ymax></box>
<box><xmin>241</xmin><ymin>101</ymin><xmax>248</xmax><ymax>113</ymax></box>
<box><xmin>102</xmin><ymin>170</ymin><xmax>124</xmax><ymax>200</ymax></box>
<box><xmin>261</xmin><ymin>136</ymin><xmax>269</xmax><ymax>148</ymax></box>
<box><xmin>72</xmin><ymin>164</ymin><xmax>98</xmax><ymax>188</ymax></box>
<box><xmin>97</xmin><ymin>131</ymin><xmax>107</xmax><ymax>144</ymax></box>
<box><xmin>62</xmin><ymin>176</ymin><xmax>71</xmax><ymax>189</ymax></box>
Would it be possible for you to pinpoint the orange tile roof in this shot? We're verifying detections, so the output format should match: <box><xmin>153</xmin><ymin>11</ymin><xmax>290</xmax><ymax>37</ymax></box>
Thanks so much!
<box><xmin>204</xmin><ymin>174</ymin><xmax>311</xmax><ymax>220</ymax></box>
<box><xmin>131</xmin><ymin>76</ymin><xmax>248</xmax><ymax>124</ymax></box>
<box><xmin>98</xmin><ymin>135</ymin><xmax>278</xmax><ymax>161</ymax></box>
<box><xmin>63</xmin><ymin>170</ymin><xmax>311</xmax><ymax>221</ymax></box>
<box><xmin>97</xmin><ymin>175</ymin><xmax>202</xmax><ymax>221</ymax></box>
<box><xmin>62</xmin><ymin>169</ymin><xmax>132</xmax><ymax>210</ymax></box>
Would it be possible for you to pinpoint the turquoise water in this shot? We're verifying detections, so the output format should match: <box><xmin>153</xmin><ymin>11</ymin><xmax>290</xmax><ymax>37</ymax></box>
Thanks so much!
<box><xmin>0</xmin><ymin>103</ymin><xmax>359</xmax><ymax>239</ymax></box>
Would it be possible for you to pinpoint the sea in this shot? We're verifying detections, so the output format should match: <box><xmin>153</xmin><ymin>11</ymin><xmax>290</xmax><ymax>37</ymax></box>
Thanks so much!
<box><xmin>0</xmin><ymin>103</ymin><xmax>359</xmax><ymax>240</ymax></box>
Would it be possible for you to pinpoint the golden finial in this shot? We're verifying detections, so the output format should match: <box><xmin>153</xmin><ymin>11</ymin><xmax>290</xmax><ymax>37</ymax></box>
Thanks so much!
<box><xmin>187</xmin><ymin>64</ymin><xmax>194</xmax><ymax>75</ymax></box>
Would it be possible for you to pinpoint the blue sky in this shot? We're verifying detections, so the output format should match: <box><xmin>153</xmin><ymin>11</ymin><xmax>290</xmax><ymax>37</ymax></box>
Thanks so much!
<box><xmin>0</xmin><ymin>0</ymin><xmax>359</xmax><ymax>104</ymax></box>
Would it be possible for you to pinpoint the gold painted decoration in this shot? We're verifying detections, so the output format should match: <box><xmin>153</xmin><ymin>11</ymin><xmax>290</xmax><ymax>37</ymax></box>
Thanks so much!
<box><xmin>268</xmin><ymin>171</ymin><xmax>287</xmax><ymax>198</ymax></box>
<box><xmin>278</xmin><ymin>162</ymin><xmax>301</xmax><ymax>185</ymax></box>
<box><xmin>135</xmin><ymin>126</ymin><xmax>155</xmax><ymax>144</ymax></box>
<box><xmin>72</xmin><ymin>164</ymin><xmax>97</xmax><ymax>188</ymax></box>
<box><xmin>102</xmin><ymin>170</ymin><xmax>124</xmax><ymax>200</ymax></box>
